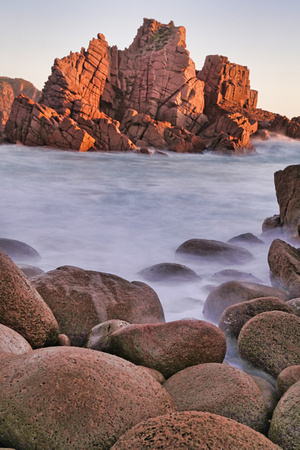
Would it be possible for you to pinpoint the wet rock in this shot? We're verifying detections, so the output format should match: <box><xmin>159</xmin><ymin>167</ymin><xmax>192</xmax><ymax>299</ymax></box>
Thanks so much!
<box><xmin>268</xmin><ymin>238</ymin><xmax>300</xmax><ymax>298</ymax></box>
<box><xmin>0</xmin><ymin>237</ymin><xmax>40</xmax><ymax>262</ymax></box>
<box><xmin>108</xmin><ymin>319</ymin><xmax>226</xmax><ymax>379</ymax></box>
<box><xmin>0</xmin><ymin>324</ymin><xmax>32</xmax><ymax>356</ymax></box>
<box><xmin>86</xmin><ymin>319</ymin><xmax>130</xmax><ymax>351</ymax></box>
<box><xmin>138</xmin><ymin>262</ymin><xmax>200</xmax><ymax>282</ymax></box>
<box><xmin>0</xmin><ymin>251</ymin><xmax>59</xmax><ymax>348</ymax></box>
<box><xmin>164</xmin><ymin>363</ymin><xmax>269</xmax><ymax>433</ymax></box>
<box><xmin>176</xmin><ymin>238</ymin><xmax>253</xmax><ymax>265</ymax></box>
<box><xmin>203</xmin><ymin>280</ymin><xmax>288</xmax><ymax>323</ymax></box>
<box><xmin>31</xmin><ymin>265</ymin><xmax>164</xmax><ymax>346</ymax></box>
<box><xmin>219</xmin><ymin>296</ymin><xmax>294</xmax><ymax>339</ymax></box>
<box><xmin>227</xmin><ymin>232</ymin><xmax>264</xmax><ymax>246</ymax></box>
<box><xmin>276</xmin><ymin>365</ymin><xmax>300</xmax><ymax>397</ymax></box>
<box><xmin>0</xmin><ymin>347</ymin><xmax>175</xmax><ymax>449</ymax></box>
<box><xmin>262</xmin><ymin>214</ymin><xmax>281</xmax><ymax>233</ymax></box>
<box><xmin>111</xmin><ymin>411</ymin><xmax>279</xmax><ymax>449</ymax></box>
<box><xmin>274</xmin><ymin>164</ymin><xmax>300</xmax><ymax>237</ymax></box>
<box><xmin>212</xmin><ymin>269</ymin><xmax>261</xmax><ymax>284</ymax></box>
<box><xmin>238</xmin><ymin>311</ymin><xmax>300</xmax><ymax>378</ymax></box>
<box><xmin>268</xmin><ymin>381</ymin><xmax>300</xmax><ymax>449</ymax></box>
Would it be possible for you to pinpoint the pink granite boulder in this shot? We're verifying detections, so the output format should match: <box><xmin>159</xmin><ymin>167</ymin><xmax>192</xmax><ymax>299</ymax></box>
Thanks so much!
<box><xmin>0</xmin><ymin>346</ymin><xmax>175</xmax><ymax>449</ymax></box>
<box><xmin>0</xmin><ymin>323</ymin><xmax>32</xmax><ymax>356</ymax></box>
<box><xmin>108</xmin><ymin>319</ymin><xmax>226</xmax><ymax>378</ymax></box>
<box><xmin>276</xmin><ymin>365</ymin><xmax>300</xmax><ymax>397</ymax></box>
<box><xmin>31</xmin><ymin>265</ymin><xmax>165</xmax><ymax>346</ymax></box>
<box><xmin>163</xmin><ymin>363</ymin><xmax>269</xmax><ymax>433</ymax></box>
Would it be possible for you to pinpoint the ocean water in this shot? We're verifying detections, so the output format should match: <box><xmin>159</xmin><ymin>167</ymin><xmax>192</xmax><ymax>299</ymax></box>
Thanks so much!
<box><xmin>0</xmin><ymin>135</ymin><xmax>299</xmax><ymax>322</ymax></box>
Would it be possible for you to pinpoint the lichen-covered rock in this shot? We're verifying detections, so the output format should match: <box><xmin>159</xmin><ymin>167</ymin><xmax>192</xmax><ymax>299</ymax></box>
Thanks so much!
<box><xmin>176</xmin><ymin>238</ymin><xmax>253</xmax><ymax>265</ymax></box>
<box><xmin>0</xmin><ymin>324</ymin><xmax>32</xmax><ymax>356</ymax></box>
<box><xmin>31</xmin><ymin>265</ymin><xmax>165</xmax><ymax>346</ymax></box>
<box><xmin>268</xmin><ymin>380</ymin><xmax>300</xmax><ymax>449</ymax></box>
<box><xmin>268</xmin><ymin>238</ymin><xmax>300</xmax><ymax>298</ymax></box>
<box><xmin>238</xmin><ymin>311</ymin><xmax>300</xmax><ymax>378</ymax></box>
<box><xmin>276</xmin><ymin>365</ymin><xmax>300</xmax><ymax>397</ymax></box>
<box><xmin>219</xmin><ymin>296</ymin><xmax>293</xmax><ymax>339</ymax></box>
<box><xmin>163</xmin><ymin>363</ymin><xmax>269</xmax><ymax>433</ymax></box>
<box><xmin>108</xmin><ymin>319</ymin><xmax>226</xmax><ymax>378</ymax></box>
<box><xmin>112</xmin><ymin>411</ymin><xmax>280</xmax><ymax>449</ymax></box>
<box><xmin>203</xmin><ymin>281</ymin><xmax>287</xmax><ymax>323</ymax></box>
<box><xmin>0</xmin><ymin>251</ymin><xmax>59</xmax><ymax>348</ymax></box>
<box><xmin>0</xmin><ymin>347</ymin><xmax>175</xmax><ymax>449</ymax></box>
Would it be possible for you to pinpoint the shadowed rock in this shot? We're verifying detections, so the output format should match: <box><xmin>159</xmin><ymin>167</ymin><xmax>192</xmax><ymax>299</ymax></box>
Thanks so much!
<box><xmin>163</xmin><ymin>363</ymin><xmax>269</xmax><ymax>433</ymax></box>
<box><xmin>0</xmin><ymin>237</ymin><xmax>40</xmax><ymax>262</ymax></box>
<box><xmin>227</xmin><ymin>232</ymin><xmax>264</xmax><ymax>246</ymax></box>
<box><xmin>203</xmin><ymin>280</ymin><xmax>288</xmax><ymax>323</ymax></box>
<box><xmin>176</xmin><ymin>238</ymin><xmax>253</xmax><ymax>265</ymax></box>
<box><xmin>0</xmin><ymin>347</ymin><xmax>175</xmax><ymax>449</ymax></box>
<box><xmin>0</xmin><ymin>324</ymin><xmax>32</xmax><ymax>356</ymax></box>
<box><xmin>138</xmin><ymin>262</ymin><xmax>200</xmax><ymax>282</ymax></box>
<box><xmin>111</xmin><ymin>411</ymin><xmax>279</xmax><ymax>449</ymax></box>
<box><xmin>276</xmin><ymin>365</ymin><xmax>300</xmax><ymax>397</ymax></box>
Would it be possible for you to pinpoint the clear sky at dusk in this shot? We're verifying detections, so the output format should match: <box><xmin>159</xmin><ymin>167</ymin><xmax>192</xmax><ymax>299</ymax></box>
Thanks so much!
<box><xmin>1</xmin><ymin>0</ymin><xmax>299</xmax><ymax>119</ymax></box>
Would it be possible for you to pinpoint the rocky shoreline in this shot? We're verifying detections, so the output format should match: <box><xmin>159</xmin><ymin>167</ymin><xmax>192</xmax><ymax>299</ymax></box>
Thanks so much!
<box><xmin>1</xmin><ymin>19</ymin><xmax>300</xmax><ymax>154</ymax></box>
<box><xmin>0</xmin><ymin>164</ymin><xmax>299</xmax><ymax>448</ymax></box>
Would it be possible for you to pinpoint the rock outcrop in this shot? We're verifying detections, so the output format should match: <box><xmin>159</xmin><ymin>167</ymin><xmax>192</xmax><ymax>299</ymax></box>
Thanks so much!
<box><xmin>0</xmin><ymin>76</ymin><xmax>41</xmax><ymax>126</ymax></box>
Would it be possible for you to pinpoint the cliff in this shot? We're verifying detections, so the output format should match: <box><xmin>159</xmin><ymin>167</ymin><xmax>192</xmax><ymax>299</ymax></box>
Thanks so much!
<box><xmin>3</xmin><ymin>19</ymin><xmax>299</xmax><ymax>153</ymax></box>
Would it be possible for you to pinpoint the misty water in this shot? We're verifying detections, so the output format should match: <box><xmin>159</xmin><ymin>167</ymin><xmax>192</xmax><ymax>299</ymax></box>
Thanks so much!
<box><xmin>1</xmin><ymin>136</ymin><xmax>299</xmax><ymax>323</ymax></box>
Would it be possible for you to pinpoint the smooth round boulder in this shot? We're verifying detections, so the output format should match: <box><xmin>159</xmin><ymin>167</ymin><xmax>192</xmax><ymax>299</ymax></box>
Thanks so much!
<box><xmin>0</xmin><ymin>250</ymin><xmax>59</xmax><ymax>348</ymax></box>
<box><xmin>268</xmin><ymin>380</ymin><xmax>300</xmax><ymax>449</ymax></box>
<box><xmin>203</xmin><ymin>280</ymin><xmax>288</xmax><ymax>323</ymax></box>
<box><xmin>0</xmin><ymin>237</ymin><xmax>40</xmax><ymax>262</ymax></box>
<box><xmin>219</xmin><ymin>296</ymin><xmax>294</xmax><ymax>339</ymax></box>
<box><xmin>138</xmin><ymin>262</ymin><xmax>200</xmax><ymax>282</ymax></box>
<box><xmin>31</xmin><ymin>265</ymin><xmax>165</xmax><ymax>346</ymax></box>
<box><xmin>176</xmin><ymin>238</ymin><xmax>253</xmax><ymax>264</ymax></box>
<box><xmin>112</xmin><ymin>411</ymin><xmax>279</xmax><ymax>449</ymax></box>
<box><xmin>212</xmin><ymin>269</ymin><xmax>261</xmax><ymax>284</ymax></box>
<box><xmin>268</xmin><ymin>238</ymin><xmax>300</xmax><ymax>298</ymax></box>
<box><xmin>0</xmin><ymin>323</ymin><xmax>32</xmax><ymax>356</ymax></box>
<box><xmin>163</xmin><ymin>363</ymin><xmax>269</xmax><ymax>433</ymax></box>
<box><xmin>251</xmin><ymin>375</ymin><xmax>279</xmax><ymax>418</ymax></box>
<box><xmin>0</xmin><ymin>346</ymin><xmax>175</xmax><ymax>449</ymax></box>
<box><xmin>276</xmin><ymin>365</ymin><xmax>300</xmax><ymax>396</ymax></box>
<box><xmin>238</xmin><ymin>311</ymin><xmax>300</xmax><ymax>378</ymax></box>
<box><xmin>18</xmin><ymin>264</ymin><xmax>44</xmax><ymax>278</ymax></box>
<box><xmin>286</xmin><ymin>297</ymin><xmax>300</xmax><ymax>316</ymax></box>
<box><xmin>108</xmin><ymin>319</ymin><xmax>226</xmax><ymax>378</ymax></box>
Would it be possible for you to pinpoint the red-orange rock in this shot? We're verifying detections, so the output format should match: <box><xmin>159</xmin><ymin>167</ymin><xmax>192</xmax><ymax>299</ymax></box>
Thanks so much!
<box><xmin>111</xmin><ymin>411</ymin><xmax>280</xmax><ymax>449</ymax></box>
<box><xmin>0</xmin><ymin>324</ymin><xmax>32</xmax><ymax>356</ymax></box>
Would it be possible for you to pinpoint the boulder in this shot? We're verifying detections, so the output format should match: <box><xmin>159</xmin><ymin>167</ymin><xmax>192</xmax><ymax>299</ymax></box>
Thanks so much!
<box><xmin>163</xmin><ymin>363</ymin><xmax>269</xmax><ymax>433</ymax></box>
<box><xmin>251</xmin><ymin>375</ymin><xmax>279</xmax><ymax>419</ymax></box>
<box><xmin>111</xmin><ymin>411</ymin><xmax>279</xmax><ymax>449</ymax></box>
<box><xmin>0</xmin><ymin>237</ymin><xmax>40</xmax><ymax>262</ymax></box>
<box><xmin>0</xmin><ymin>250</ymin><xmax>59</xmax><ymax>348</ymax></box>
<box><xmin>227</xmin><ymin>232</ymin><xmax>264</xmax><ymax>246</ymax></box>
<box><xmin>203</xmin><ymin>280</ymin><xmax>288</xmax><ymax>323</ymax></box>
<box><xmin>219</xmin><ymin>296</ymin><xmax>294</xmax><ymax>339</ymax></box>
<box><xmin>274</xmin><ymin>164</ymin><xmax>300</xmax><ymax>237</ymax></box>
<box><xmin>268</xmin><ymin>380</ymin><xmax>300</xmax><ymax>449</ymax></box>
<box><xmin>108</xmin><ymin>319</ymin><xmax>226</xmax><ymax>378</ymax></box>
<box><xmin>0</xmin><ymin>324</ymin><xmax>32</xmax><ymax>356</ymax></box>
<box><xmin>18</xmin><ymin>264</ymin><xmax>44</xmax><ymax>278</ymax></box>
<box><xmin>176</xmin><ymin>238</ymin><xmax>253</xmax><ymax>265</ymax></box>
<box><xmin>268</xmin><ymin>238</ymin><xmax>300</xmax><ymax>298</ymax></box>
<box><xmin>138</xmin><ymin>262</ymin><xmax>200</xmax><ymax>282</ymax></box>
<box><xmin>212</xmin><ymin>269</ymin><xmax>261</xmax><ymax>284</ymax></box>
<box><xmin>286</xmin><ymin>116</ymin><xmax>300</xmax><ymax>139</ymax></box>
<box><xmin>0</xmin><ymin>346</ymin><xmax>175</xmax><ymax>449</ymax></box>
<box><xmin>31</xmin><ymin>265</ymin><xmax>165</xmax><ymax>346</ymax></box>
<box><xmin>238</xmin><ymin>311</ymin><xmax>300</xmax><ymax>378</ymax></box>
<box><xmin>286</xmin><ymin>297</ymin><xmax>300</xmax><ymax>316</ymax></box>
<box><xmin>276</xmin><ymin>365</ymin><xmax>300</xmax><ymax>396</ymax></box>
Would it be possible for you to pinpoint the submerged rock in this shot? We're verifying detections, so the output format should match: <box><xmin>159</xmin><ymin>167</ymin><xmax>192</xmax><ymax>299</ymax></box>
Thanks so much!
<box><xmin>138</xmin><ymin>262</ymin><xmax>200</xmax><ymax>282</ymax></box>
<box><xmin>0</xmin><ymin>237</ymin><xmax>40</xmax><ymax>262</ymax></box>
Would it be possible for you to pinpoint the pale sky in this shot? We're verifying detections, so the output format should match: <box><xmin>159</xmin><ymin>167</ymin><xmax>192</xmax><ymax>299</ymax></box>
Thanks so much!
<box><xmin>1</xmin><ymin>0</ymin><xmax>299</xmax><ymax>119</ymax></box>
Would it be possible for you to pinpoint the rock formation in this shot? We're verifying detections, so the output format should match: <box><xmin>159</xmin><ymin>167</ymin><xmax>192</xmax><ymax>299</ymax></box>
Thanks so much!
<box><xmin>2</xmin><ymin>18</ymin><xmax>299</xmax><ymax>152</ymax></box>
<box><xmin>0</xmin><ymin>76</ymin><xmax>41</xmax><ymax>126</ymax></box>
